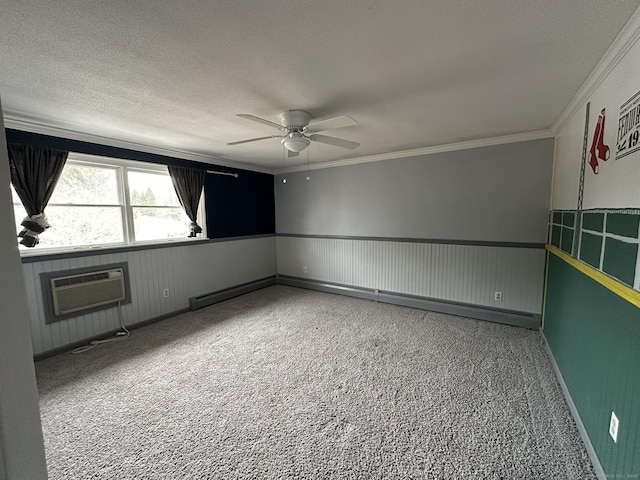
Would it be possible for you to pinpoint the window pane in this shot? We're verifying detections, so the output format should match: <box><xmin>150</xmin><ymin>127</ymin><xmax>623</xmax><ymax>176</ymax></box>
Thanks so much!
<box><xmin>34</xmin><ymin>206</ymin><xmax>124</xmax><ymax>248</ymax></box>
<box><xmin>128</xmin><ymin>171</ymin><xmax>180</xmax><ymax>207</ymax></box>
<box><xmin>49</xmin><ymin>164</ymin><xmax>120</xmax><ymax>205</ymax></box>
<box><xmin>132</xmin><ymin>207</ymin><xmax>190</xmax><ymax>241</ymax></box>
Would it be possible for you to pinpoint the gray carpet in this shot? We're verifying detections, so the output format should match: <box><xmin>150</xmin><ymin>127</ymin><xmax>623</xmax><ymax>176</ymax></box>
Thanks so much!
<box><xmin>36</xmin><ymin>285</ymin><xmax>596</xmax><ymax>479</ymax></box>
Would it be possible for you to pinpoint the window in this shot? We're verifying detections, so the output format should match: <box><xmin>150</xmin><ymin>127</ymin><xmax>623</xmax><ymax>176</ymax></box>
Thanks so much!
<box><xmin>11</xmin><ymin>154</ymin><xmax>205</xmax><ymax>253</ymax></box>
<box><xmin>127</xmin><ymin>169</ymin><xmax>191</xmax><ymax>242</ymax></box>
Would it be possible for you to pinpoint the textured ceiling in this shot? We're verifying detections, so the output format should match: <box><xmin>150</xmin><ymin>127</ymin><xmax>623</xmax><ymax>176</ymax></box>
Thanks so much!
<box><xmin>0</xmin><ymin>0</ymin><xmax>639</xmax><ymax>170</ymax></box>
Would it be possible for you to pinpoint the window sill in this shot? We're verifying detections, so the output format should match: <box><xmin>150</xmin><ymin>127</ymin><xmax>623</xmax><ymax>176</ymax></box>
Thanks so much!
<box><xmin>19</xmin><ymin>237</ymin><xmax>210</xmax><ymax>263</ymax></box>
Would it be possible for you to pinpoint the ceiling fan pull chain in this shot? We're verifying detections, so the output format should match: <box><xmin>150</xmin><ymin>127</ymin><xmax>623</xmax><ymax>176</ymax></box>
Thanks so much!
<box><xmin>281</xmin><ymin>143</ymin><xmax>288</xmax><ymax>184</ymax></box>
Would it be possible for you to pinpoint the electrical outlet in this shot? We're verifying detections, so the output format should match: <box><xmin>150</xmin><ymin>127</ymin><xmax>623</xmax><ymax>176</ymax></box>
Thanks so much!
<box><xmin>494</xmin><ymin>291</ymin><xmax>503</xmax><ymax>301</ymax></box>
<box><xmin>303</xmin><ymin>266</ymin><xmax>308</xmax><ymax>274</ymax></box>
<box><xmin>162</xmin><ymin>288</ymin><xmax>170</xmax><ymax>298</ymax></box>
<box><xmin>609</xmin><ymin>411</ymin><xmax>619</xmax><ymax>443</ymax></box>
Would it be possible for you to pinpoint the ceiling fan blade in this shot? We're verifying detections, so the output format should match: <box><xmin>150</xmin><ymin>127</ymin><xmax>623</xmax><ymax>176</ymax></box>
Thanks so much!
<box><xmin>309</xmin><ymin>134</ymin><xmax>360</xmax><ymax>150</ymax></box>
<box><xmin>236</xmin><ymin>114</ymin><xmax>283</xmax><ymax>130</ymax></box>
<box><xmin>305</xmin><ymin>115</ymin><xmax>357</xmax><ymax>133</ymax></box>
<box><xmin>287</xmin><ymin>150</ymin><xmax>300</xmax><ymax>158</ymax></box>
<box><xmin>227</xmin><ymin>135</ymin><xmax>280</xmax><ymax>146</ymax></box>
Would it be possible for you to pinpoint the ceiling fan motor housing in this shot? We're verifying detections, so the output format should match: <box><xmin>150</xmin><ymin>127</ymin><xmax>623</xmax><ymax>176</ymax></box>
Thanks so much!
<box><xmin>279</xmin><ymin>110</ymin><xmax>312</xmax><ymax>130</ymax></box>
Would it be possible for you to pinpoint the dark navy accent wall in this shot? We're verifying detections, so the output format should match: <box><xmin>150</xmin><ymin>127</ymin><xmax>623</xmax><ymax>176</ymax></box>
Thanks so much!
<box><xmin>5</xmin><ymin>129</ymin><xmax>217</xmax><ymax>169</ymax></box>
<box><xmin>5</xmin><ymin>129</ymin><xmax>275</xmax><ymax>239</ymax></box>
<box><xmin>206</xmin><ymin>168</ymin><xmax>275</xmax><ymax>238</ymax></box>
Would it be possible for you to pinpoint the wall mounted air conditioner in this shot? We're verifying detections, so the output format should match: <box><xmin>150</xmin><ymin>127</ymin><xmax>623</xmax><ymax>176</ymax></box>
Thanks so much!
<box><xmin>50</xmin><ymin>268</ymin><xmax>126</xmax><ymax>316</ymax></box>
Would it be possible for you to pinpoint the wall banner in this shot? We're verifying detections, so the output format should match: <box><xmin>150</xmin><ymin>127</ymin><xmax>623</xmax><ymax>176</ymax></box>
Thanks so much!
<box><xmin>615</xmin><ymin>89</ymin><xmax>640</xmax><ymax>161</ymax></box>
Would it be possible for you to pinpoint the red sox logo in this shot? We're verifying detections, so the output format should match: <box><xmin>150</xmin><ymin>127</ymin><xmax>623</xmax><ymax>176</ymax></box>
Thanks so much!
<box><xmin>588</xmin><ymin>108</ymin><xmax>610</xmax><ymax>174</ymax></box>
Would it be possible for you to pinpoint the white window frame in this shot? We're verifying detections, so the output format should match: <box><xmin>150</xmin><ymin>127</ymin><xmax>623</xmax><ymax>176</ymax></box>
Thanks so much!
<box><xmin>13</xmin><ymin>152</ymin><xmax>206</xmax><ymax>256</ymax></box>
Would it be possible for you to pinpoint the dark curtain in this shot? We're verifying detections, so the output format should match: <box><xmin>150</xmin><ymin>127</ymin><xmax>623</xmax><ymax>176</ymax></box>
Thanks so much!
<box><xmin>167</xmin><ymin>165</ymin><xmax>206</xmax><ymax>237</ymax></box>
<box><xmin>8</xmin><ymin>144</ymin><xmax>68</xmax><ymax>247</ymax></box>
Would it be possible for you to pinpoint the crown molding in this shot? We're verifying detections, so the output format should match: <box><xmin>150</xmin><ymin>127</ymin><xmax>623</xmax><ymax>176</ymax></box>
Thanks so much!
<box><xmin>275</xmin><ymin>130</ymin><xmax>553</xmax><ymax>174</ymax></box>
<box><xmin>3</xmin><ymin>113</ymin><xmax>273</xmax><ymax>174</ymax></box>
<box><xmin>551</xmin><ymin>6</ymin><xmax>640</xmax><ymax>133</ymax></box>
<box><xmin>4</xmin><ymin>112</ymin><xmax>552</xmax><ymax>177</ymax></box>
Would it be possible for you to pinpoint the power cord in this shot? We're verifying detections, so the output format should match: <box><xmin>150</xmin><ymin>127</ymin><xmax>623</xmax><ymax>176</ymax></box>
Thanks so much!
<box><xmin>72</xmin><ymin>301</ymin><xmax>130</xmax><ymax>354</ymax></box>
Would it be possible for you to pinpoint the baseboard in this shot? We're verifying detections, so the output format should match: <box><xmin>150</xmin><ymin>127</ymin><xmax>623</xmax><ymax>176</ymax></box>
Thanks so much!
<box><xmin>539</xmin><ymin>330</ymin><xmax>606</xmax><ymax>480</ymax></box>
<box><xmin>33</xmin><ymin>307</ymin><xmax>190</xmax><ymax>361</ymax></box>
<box><xmin>189</xmin><ymin>276</ymin><xmax>277</xmax><ymax>311</ymax></box>
<box><xmin>277</xmin><ymin>275</ymin><xmax>380</xmax><ymax>302</ymax></box>
<box><xmin>277</xmin><ymin>275</ymin><xmax>540</xmax><ymax>329</ymax></box>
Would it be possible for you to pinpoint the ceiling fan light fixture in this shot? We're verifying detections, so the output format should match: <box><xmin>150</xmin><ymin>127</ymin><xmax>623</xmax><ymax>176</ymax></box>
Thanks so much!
<box><xmin>282</xmin><ymin>135</ymin><xmax>310</xmax><ymax>152</ymax></box>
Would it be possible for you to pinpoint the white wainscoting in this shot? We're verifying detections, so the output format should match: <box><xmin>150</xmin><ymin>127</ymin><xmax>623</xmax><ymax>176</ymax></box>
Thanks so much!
<box><xmin>276</xmin><ymin>236</ymin><xmax>545</xmax><ymax>314</ymax></box>
<box><xmin>23</xmin><ymin>237</ymin><xmax>276</xmax><ymax>355</ymax></box>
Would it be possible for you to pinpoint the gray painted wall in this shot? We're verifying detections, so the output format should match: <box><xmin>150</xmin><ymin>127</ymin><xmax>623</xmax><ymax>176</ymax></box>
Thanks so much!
<box><xmin>274</xmin><ymin>139</ymin><xmax>554</xmax><ymax>316</ymax></box>
<box><xmin>275</xmin><ymin>139</ymin><xmax>554</xmax><ymax>243</ymax></box>
<box><xmin>0</xmin><ymin>98</ymin><xmax>48</xmax><ymax>479</ymax></box>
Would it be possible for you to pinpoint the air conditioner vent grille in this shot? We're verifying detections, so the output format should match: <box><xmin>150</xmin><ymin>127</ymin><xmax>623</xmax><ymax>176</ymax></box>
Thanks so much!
<box><xmin>50</xmin><ymin>268</ymin><xmax>126</xmax><ymax>316</ymax></box>
<box><xmin>53</xmin><ymin>272</ymin><xmax>110</xmax><ymax>287</ymax></box>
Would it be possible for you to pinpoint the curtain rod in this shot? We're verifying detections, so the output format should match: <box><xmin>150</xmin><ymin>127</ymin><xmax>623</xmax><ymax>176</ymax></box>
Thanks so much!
<box><xmin>207</xmin><ymin>170</ymin><xmax>238</xmax><ymax>178</ymax></box>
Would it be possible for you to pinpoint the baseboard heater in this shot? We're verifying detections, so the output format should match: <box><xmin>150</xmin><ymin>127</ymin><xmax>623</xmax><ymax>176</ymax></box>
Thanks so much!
<box><xmin>277</xmin><ymin>275</ymin><xmax>540</xmax><ymax>329</ymax></box>
<box><xmin>189</xmin><ymin>276</ymin><xmax>277</xmax><ymax>311</ymax></box>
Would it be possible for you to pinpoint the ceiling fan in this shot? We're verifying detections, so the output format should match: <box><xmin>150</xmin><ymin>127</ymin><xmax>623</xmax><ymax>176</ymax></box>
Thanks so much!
<box><xmin>228</xmin><ymin>110</ymin><xmax>359</xmax><ymax>157</ymax></box>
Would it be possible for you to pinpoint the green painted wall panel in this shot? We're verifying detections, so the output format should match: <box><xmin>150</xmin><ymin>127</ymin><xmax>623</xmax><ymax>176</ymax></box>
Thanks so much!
<box><xmin>583</xmin><ymin>212</ymin><xmax>604</xmax><ymax>233</ymax></box>
<box><xmin>563</xmin><ymin>211</ymin><xmax>576</xmax><ymax>227</ymax></box>
<box><xmin>602</xmin><ymin>238</ymin><xmax>638</xmax><ymax>287</ymax></box>
<box><xmin>579</xmin><ymin>232</ymin><xmax>603</xmax><ymax>269</ymax></box>
<box><xmin>544</xmin><ymin>254</ymin><xmax>640</xmax><ymax>477</ymax></box>
<box><xmin>551</xmin><ymin>225</ymin><xmax>562</xmax><ymax>248</ymax></box>
<box><xmin>561</xmin><ymin>227</ymin><xmax>574</xmax><ymax>254</ymax></box>
<box><xmin>606</xmin><ymin>213</ymin><xmax>640</xmax><ymax>239</ymax></box>
<box><xmin>553</xmin><ymin>211</ymin><xmax>563</xmax><ymax>224</ymax></box>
